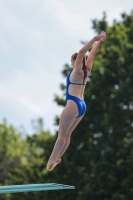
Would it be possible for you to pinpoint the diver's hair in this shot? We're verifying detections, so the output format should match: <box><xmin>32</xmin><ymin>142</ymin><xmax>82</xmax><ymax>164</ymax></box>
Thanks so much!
<box><xmin>71</xmin><ymin>52</ymin><xmax>87</xmax><ymax>78</ymax></box>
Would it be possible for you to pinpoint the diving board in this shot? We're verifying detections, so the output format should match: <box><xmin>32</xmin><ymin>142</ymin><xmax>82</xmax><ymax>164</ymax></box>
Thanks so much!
<box><xmin>0</xmin><ymin>183</ymin><xmax>75</xmax><ymax>194</ymax></box>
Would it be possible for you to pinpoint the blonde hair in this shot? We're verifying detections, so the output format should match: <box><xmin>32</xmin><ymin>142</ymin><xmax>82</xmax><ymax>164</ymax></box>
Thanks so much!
<box><xmin>71</xmin><ymin>53</ymin><xmax>87</xmax><ymax>77</ymax></box>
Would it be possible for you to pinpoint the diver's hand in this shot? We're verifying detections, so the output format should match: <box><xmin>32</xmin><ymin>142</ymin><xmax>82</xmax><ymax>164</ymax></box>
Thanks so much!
<box><xmin>94</xmin><ymin>32</ymin><xmax>106</xmax><ymax>41</ymax></box>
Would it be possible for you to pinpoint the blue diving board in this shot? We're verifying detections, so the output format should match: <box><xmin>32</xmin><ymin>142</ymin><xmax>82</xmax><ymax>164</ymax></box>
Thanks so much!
<box><xmin>0</xmin><ymin>183</ymin><xmax>75</xmax><ymax>194</ymax></box>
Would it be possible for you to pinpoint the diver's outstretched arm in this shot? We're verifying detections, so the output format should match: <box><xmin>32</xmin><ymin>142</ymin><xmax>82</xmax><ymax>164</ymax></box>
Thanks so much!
<box><xmin>85</xmin><ymin>33</ymin><xmax>106</xmax><ymax>73</ymax></box>
<box><xmin>75</xmin><ymin>33</ymin><xmax>106</xmax><ymax>71</ymax></box>
<box><xmin>79</xmin><ymin>33</ymin><xmax>105</xmax><ymax>54</ymax></box>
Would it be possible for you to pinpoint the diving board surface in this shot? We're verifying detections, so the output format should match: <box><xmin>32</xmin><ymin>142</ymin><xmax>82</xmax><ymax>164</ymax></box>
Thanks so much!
<box><xmin>0</xmin><ymin>183</ymin><xmax>75</xmax><ymax>194</ymax></box>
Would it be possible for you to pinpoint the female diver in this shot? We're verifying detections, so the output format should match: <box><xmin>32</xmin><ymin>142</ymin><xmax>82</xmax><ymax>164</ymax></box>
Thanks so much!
<box><xmin>47</xmin><ymin>32</ymin><xmax>106</xmax><ymax>171</ymax></box>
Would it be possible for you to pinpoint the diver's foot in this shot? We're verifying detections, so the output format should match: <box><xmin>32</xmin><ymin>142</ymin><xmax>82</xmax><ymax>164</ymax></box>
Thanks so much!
<box><xmin>47</xmin><ymin>158</ymin><xmax>61</xmax><ymax>171</ymax></box>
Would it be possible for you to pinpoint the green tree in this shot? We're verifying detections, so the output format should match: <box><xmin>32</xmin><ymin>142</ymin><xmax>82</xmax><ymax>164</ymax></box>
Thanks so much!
<box><xmin>0</xmin><ymin>119</ymin><xmax>26</xmax><ymax>184</ymax></box>
<box><xmin>0</xmin><ymin>119</ymin><xmax>28</xmax><ymax>199</ymax></box>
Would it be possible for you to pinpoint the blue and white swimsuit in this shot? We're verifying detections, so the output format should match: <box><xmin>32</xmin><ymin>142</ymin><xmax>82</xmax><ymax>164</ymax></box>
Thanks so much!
<box><xmin>66</xmin><ymin>71</ymin><xmax>86</xmax><ymax>117</ymax></box>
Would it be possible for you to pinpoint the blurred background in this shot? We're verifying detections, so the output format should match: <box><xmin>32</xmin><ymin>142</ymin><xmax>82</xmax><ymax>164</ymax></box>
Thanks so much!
<box><xmin>0</xmin><ymin>0</ymin><xmax>133</xmax><ymax>199</ymax></box>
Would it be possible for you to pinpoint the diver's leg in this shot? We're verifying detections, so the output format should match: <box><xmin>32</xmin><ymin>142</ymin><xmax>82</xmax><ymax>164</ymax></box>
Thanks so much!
<box><xmin>58</xmin><ymin>114</ymin><xmax>84</xmax><ymax>158</ymax></box>
<box><xmin>47</xmin><ymin>100</ymin><xmax>78</xmax><ymax>171</ymax></box>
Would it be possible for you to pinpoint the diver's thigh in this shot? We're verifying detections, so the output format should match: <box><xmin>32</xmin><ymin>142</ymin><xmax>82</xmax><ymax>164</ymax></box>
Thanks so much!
<box><xmin>58</xmin><ymin>101</ymin><xmax>78</xmax><ymax>136</ymax></box>
<box><xmin>60</xmin><ymin>100</ymin><xmax>78</xmax><ymax>119</ymax></box>
<box><xmin>66</xmin><ymin>114</ymin><xmax>84</xmax><ymax>137</ymax></box>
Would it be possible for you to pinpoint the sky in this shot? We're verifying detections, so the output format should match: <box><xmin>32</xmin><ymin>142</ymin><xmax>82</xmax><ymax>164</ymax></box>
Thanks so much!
<box><xmin>0</xmin><ymin>0</ymin><xmax>132</xmax><ymax>134</ymax></box>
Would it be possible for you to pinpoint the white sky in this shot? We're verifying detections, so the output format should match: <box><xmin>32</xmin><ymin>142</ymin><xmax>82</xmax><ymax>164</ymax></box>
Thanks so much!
<box><xmin>0</xmin><ymin>0</ymin><xmax>132</xmax><ymax>134</ymax></box>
